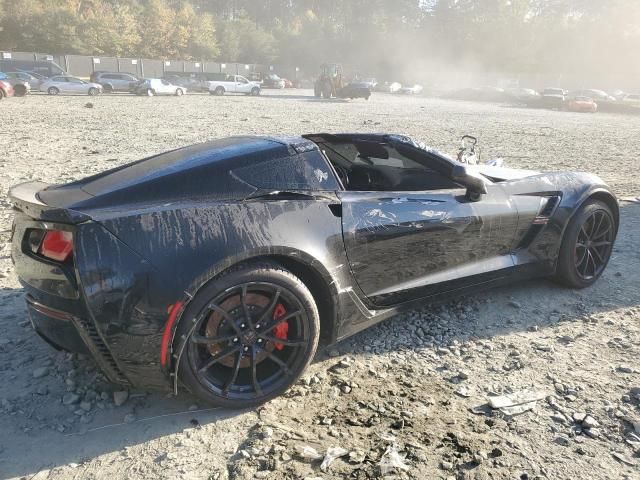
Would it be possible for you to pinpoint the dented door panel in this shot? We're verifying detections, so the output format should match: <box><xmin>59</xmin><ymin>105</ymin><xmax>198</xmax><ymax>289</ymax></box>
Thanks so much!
<box><xmin>339</xmin><ymin>185</ymin><xmax>519</xmax><ymax>306</ymax></box>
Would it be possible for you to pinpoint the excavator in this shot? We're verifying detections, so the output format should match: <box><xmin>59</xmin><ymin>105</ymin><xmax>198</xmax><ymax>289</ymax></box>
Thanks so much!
<box><xmin>314</xmin><ymin>63</ymin><xmax>343</xmax><ymax>98</ymax></box>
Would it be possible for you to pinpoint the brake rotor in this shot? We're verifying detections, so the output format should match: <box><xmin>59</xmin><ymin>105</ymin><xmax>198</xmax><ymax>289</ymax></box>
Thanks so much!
<box><xmin>204</xmin><ymin>293</ymin><xmax>274</xmax><ymax>368</ymax></box>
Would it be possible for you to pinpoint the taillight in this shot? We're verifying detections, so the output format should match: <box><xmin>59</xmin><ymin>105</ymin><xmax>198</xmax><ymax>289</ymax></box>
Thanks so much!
<box><xmin>39</xmin><ymin>230</ymin><xmax>73</xmax><ymax>262</ymax></box>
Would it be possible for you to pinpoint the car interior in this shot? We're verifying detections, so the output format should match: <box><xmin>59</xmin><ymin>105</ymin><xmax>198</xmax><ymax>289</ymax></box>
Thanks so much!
<box><xmin>313</xmin><ymin>139</ymin><xmax>461</xmax><ymax>192</ymax></box>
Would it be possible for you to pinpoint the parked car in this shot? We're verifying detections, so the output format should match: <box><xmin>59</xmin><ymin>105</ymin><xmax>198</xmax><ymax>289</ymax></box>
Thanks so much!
<box><xmin>94</xmin><ymin>72</ymin><xmax>141</xmax><ymax>92</ymax></box>
<box><xmin>262</xmin><ymin>74</ymin><xmax>286</xmax><ymax>89</ymax></box>
<box><xmin>398</xmin><ymin>83</ymin><xmax>424</xmax><ymax>95</ymax></box>
<box><xmin>540</xmin><ymin>87</ymin><xmax>567</xmax><ymax>109</ymax></box>
<box><xmin>163</xmin><ymin>75</ymin><xmax>201</xmax><ymax>91</ymax></box>
<box><xmin>207</xmin><ymin>75</ymin><xmax>261</xmax><ymax>96</ymax></box>
<box><xmin>565</xmin><ymin>96</ymin><xmax>598</xmax><ymax>113</ymax></box>
<box><xmin>0</xmin><ymin>74</ymin><xmax>15</xmax><ymax>99</ymax></box>
<box><xmin>375</xmin><ymin>81</ymin><xmax>402</xmax><ymax>93</ymax></box>
<box><xmin>336</xmin><ymin>82</ymin><xmax>371</xmax><ymax>100</ymax></box>
<box><xmin>360</xmin><ymin>78</ymin><xmax>378</xmax><ymax>89</ymax></box>
<box><xmin>621</xmin><ymin>94</ymin><xmax>640</xmax><ymax>104</ymax></box>
<box><xmin>133</xmin><ymin>78</ymin><xmax>186</xmax><ymax>96</ymax></box>
<box><xmin>573</xmin><ymin>89</ymin><xmax>614</xmax><ymax>103</ymax></box>
<box><xmin>1</xmin><ymin>72</ymin><xmax>30</xmax><ymax>96</ymax></box>
<box><xmin>9</xmin><ymin>133</ymin><xmax>619</xmax><ymax>408</ymax></box>
<box><xmin>0</xmin><ymin>59</ymin><xmax>64</xmax><ymax>78</ymax></box>
<box><xmin>41</xmin><ymin>76</ymin><xmax>103</xmax><ymax>96</ymax></box>
<box><xmin>505</xmin><ymin>87</ymin><xmax>539</xmax><ymax>102</ymax></box>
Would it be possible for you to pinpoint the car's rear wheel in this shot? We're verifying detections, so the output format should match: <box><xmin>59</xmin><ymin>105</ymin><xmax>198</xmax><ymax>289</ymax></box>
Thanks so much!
<box><xmin>146</xmin><ymin>89</ymin><xmax>154</xmax><ymax>96</ymax></box>
<box><xmin>213</xmin><ymin>86</ymin><xmax>225</xmax><ymax>96</ymax></box>
<box><xmin>0</xmin><ymin>89</ymin><xmax>5</xmax><ymax>100</ymax></box>
<box><xmin>14</xmin><ymin>84</ymin><xmax>27</xmax><ymax>96</ymax></box>
<box><xmin>47</xmin><ymin>87</ymin><xmax>59</xmax><ymax>95</ymax></box>
<box><xmin>175</xmin><ymin>263</ymin><xmax>320</xmax><ymax>408</ymax></box>
<box><xmin>555</xmin><ymin>200</ymin><xmax>615</xmax><ymax>288</ymax></box>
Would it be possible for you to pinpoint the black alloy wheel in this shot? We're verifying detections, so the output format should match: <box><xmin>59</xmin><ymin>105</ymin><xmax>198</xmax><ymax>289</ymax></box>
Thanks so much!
<box><xmin>555</xmin><ymin>200</ymin><xmax>616</xmax><ymax>288</ymax></box>
<box><xmin>574</xmin><ymin>209</ymin><xmax>614</xmax><ymax>281</ymax></box>
<box><xmin>176</xmin><ymin>264</ymin><xmax>319</xmax><ymax>408</ymax></box>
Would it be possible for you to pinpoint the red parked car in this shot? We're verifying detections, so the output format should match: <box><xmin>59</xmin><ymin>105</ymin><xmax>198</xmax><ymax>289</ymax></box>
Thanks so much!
<box><xmin>566</xmin><ymin>96</ymin><xmax>598</xmax><ymax>113</ymax></box>
<box><xmin>0</xmin><ymin>73</ymin><xmax>16</xmax><ymax>99</ymax></box>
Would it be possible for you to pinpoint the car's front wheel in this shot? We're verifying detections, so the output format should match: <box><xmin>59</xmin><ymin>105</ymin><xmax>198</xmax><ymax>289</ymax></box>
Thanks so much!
<box><xmin>88</xmin><ymin>87</ymin><xmax>99</xmax><ymax>96</ymax></box>
<box><xmin>175</xmin><ymin>88</ymin><xmax>184</xmax><ymax>96</ymax></box>
<box><xmin>250</xmin><ymin>87</ymin><xmax>260</xmax><ymax>96</ymax></box>
<box><xmin>555</xmin><ymin>200</ymin><xmax>615</xmax><ymax>288</ymax></box>
<box><xmin>175</xmin><ymin>262</ymin><xmax>320</xmax><ymax>408</ymax></box>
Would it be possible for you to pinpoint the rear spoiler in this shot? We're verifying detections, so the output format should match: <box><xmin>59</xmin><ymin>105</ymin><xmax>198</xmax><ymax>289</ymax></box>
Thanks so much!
<box><xmin>9</xmin><ymin>181</ymin><xmax>90</xmax><ymax>224</ymax></box>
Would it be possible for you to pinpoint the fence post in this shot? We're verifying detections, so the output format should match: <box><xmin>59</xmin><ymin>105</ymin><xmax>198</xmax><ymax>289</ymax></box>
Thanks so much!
<box><xmin>140</xmin><ymin>59</ymin><xmax>144</xmax><ymax>78</ymax></box>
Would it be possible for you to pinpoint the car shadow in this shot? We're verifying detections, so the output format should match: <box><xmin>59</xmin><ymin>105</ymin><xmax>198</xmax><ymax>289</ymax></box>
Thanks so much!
<box><xmin>1</xmin><ymin>203</ymin><xmax>638</xmax><ymax>478</ymax></box>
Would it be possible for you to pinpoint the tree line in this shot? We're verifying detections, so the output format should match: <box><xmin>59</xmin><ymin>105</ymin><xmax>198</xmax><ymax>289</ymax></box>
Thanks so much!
<box><xmin>0</xmin><ymin>0</ymin><xmax>638</xmax><ymax>79</ymax></box>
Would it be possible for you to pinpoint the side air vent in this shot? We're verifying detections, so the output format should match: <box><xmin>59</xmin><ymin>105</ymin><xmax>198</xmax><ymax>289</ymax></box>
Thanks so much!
<box><xmin>517</xmin><ymin>195</ymin><xmax>561</xmax><ymax>249</ymax></box>
<box><xmin>540</xmin><ymin>195</ymin><xmax>560</xmax><ymax>217</ymax></box>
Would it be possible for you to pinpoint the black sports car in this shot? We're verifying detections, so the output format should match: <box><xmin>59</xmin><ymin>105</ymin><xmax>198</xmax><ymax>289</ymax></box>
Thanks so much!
<box><xmin>337</xmin><ymin>83</ymin><xmax>372</xmax><ymax>100</ymax></box>
<box><xmin>9</xmin><ymin>134</ymin><xmax>618</xmax><ymax>407</ymax></box>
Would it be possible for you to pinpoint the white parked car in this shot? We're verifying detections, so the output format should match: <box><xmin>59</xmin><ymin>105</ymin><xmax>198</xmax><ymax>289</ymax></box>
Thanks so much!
<box><xmin>207</xmin><ymin>75</ymin><xmax>261</xmax><ymax>96</ymax></box>
<box><xmin>133</xmin><ymin>78</ymin><xmax>186</xmax><ymax>96</ymax></box>
<box><xmin>398</xmin><ymin>84</ymin><xmax>424</xmax><ymax>95</ymax></box>
<box><xmin>42</xmin><ymin>76</ymin><xmax>103</xmax><ymax>96</ymax></box>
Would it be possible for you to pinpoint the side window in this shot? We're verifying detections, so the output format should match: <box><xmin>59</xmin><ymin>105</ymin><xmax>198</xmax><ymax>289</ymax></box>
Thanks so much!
<box><xmin>161</xmin><ymin>79</ymin><xmax>170</xmax><ymax>86</ymax></box>
<box><xmin>231</xmin><ymin>151</ymin><xmax>340</xmax><ymax>191</ymax></box>
<box><xmin>321</xmin><ymin>141</ymin><xmax>461</xmax><ymax>192</ymax></box>
<box><xmin>237</xmin><ymin>76</ymin><xmax>248</xmax><ymax>84</ymax></box>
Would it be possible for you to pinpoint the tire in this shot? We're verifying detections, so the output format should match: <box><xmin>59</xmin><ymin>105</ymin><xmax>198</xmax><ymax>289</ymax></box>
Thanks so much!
<box><xmin>174</xmin><ymin>262</ymin><xmax>320</xmax><ymax>408</ymax></box>
<box><xmin>214</xmin><ymin>86</ymin><xmax>225</xmax><ymax>96</ymax></box>
<box><xmin>251</xmin><ymin>87</ymin><xmax>260</xmax><ymax>96</ymax></box>
<box><xmin>14</xmin><ymin>84</ymin><xmax>27</xmax><ymax>97</ymax></box>
<box><xmin>146</xmin><ymin>89</ymin><xmax>154</xmax><ymax>97</ymax></box>
<box><xmin>554</xmin><ymin>200</ymin><xmax>616</xmax><ymax>288</ymax></box>
<box><xmin>175</xmin><ymin>88</ymin><xmax>184</xmax><ymax>96</ymax></box>
<box><xmin>0</xmin><ymin>89</ymin><xmax>5</xmax><ymax>100</ymax></box>
<box><xmin>47</xmin><ymin>87</ymin><xmax>59</xmax><ymax>95</ymax></box>
<box><xmin>322</xmin><ymin>83</ymin><xmax>332</xmax><ymax>99</ymax></box>
<box><xmin>88</xmin><ymin>87</ymin><xmax>99</xmax><ymax>96</ymax></box>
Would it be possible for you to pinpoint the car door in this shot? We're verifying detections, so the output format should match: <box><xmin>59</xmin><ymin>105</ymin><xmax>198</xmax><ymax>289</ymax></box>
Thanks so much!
<box><xmin>339</xmin><ymin>166</ymin><xmax>519</xmax><ymax>306</ymax></box>
<box><xmin>235</xmin><ymin>76</ymin><xmax>251</xmax><ymax>93</ymax></box>
<box><xmin>160</xmin><ymin>79</ymin><xmax>173</xmax><ymax>95</ymax></box>
<box><xmin>52</xmin><ymin>77</ymin><xmax>69</xmax><ymax>93</ymax></box>
<box><xmin>67</xmin><ymin>78</ymin><xmax>86</xmax><ymax>94</ymax></box>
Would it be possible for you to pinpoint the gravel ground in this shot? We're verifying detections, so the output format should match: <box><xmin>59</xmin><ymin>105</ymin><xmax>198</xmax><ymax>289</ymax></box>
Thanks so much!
<box><xmin>0</xmin><ymin>90</ymin><xmax>639</xmax><ymax>480</ymax></box>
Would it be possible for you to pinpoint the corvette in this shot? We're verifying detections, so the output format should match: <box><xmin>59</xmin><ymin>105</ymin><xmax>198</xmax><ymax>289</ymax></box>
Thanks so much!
<box><xmin>9</xmin><ymin>134</ymin><xmax>618</xmax><ymax>407</ymax></box>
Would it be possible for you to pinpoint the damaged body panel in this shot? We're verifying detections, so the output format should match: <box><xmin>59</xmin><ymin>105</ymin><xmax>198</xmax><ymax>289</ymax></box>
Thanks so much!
<box><xmin>9</xmin><ymin>133</ymin><xmax>619</xmax><ymax>405</ymax></box>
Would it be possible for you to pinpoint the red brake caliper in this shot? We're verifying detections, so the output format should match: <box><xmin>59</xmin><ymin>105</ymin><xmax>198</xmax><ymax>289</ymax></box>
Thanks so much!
<box><xmin>272</xmin><ymin>303</ymin><xmax>288</xmax><ymax>351</ymax></box>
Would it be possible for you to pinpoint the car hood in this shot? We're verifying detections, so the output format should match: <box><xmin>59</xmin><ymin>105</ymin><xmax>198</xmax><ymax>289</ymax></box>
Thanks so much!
<box><xmin>468</xmin><ymin>164</ymin><xmax>540</xmax><ymax>181</ymax></box>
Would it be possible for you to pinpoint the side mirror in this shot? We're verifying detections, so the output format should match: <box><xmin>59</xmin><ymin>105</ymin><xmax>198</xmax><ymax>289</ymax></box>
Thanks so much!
<box><xmin>452</xmin><ymin>164</ymin><xmax>488</xmax><ymax>201</ymax></box>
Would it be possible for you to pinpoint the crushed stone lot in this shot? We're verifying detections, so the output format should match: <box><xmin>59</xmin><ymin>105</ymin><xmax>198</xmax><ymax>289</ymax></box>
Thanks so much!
<box><xmin>0</xmin><ymin>90</ymin><xmax>639</xmax><ymax>480</ymax></box>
